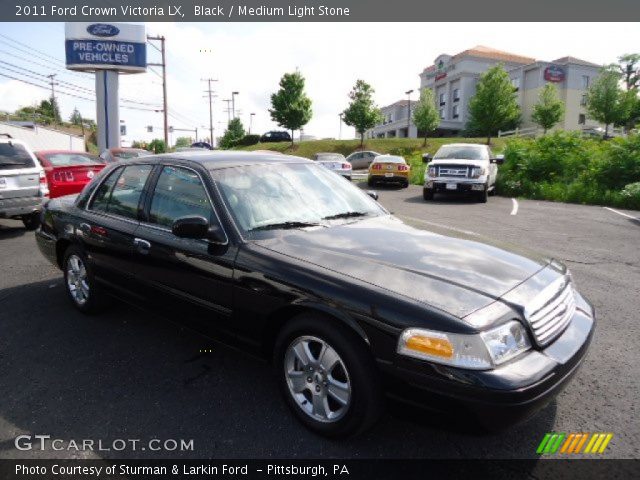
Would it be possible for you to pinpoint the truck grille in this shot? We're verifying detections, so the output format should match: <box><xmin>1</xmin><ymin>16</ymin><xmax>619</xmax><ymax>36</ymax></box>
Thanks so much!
<box><xmin>524</xmin><ymin>276</ymin><xmax>575</xmax><ymax>346</ymax></box>
<box><xmin>437</xmin><ymin>165</ymin><xmax>469</xmax><ymax>178</ymax></box>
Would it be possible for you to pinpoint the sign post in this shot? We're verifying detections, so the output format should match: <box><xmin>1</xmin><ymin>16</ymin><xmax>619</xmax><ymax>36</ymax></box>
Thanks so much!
<box><xmin>65</xmin><ymin>22</ymin><xmax>147</xmax><ymax>151</ymax></box>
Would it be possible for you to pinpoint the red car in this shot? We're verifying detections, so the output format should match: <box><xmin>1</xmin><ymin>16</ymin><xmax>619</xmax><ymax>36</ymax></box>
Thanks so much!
<box><xmin>35</xmin><ymin>150</ymin><xmax>105</xmax><ymax>199</ymax></box>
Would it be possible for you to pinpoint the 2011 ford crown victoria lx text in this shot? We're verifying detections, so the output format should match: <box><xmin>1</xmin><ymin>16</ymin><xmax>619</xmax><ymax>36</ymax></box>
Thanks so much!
<box><xmin>35</xmin><ymin>151</ymin><xmax>595</xmax><ymax>437</ymax></box>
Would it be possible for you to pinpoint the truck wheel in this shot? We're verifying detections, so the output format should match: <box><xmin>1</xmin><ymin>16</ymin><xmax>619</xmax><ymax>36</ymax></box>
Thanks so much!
<box><xmin>478</xmin><ymin>187</ymin><xmax>489</xmax><ymax>203</ymax></box>
<box><xmin>63</xmin><ymin>245</ymin><xmax>110</xmax><ymax>314</ymax></box>
<box><xmin>274</xmin><ymin>313</ymin><xmax>384</xmax><ymax>438</ymax></box>
<box><xmin>423</xmin><ymin>188</ymin><xmax>434</xmax><ymax>201</ymax></box>
<box><xmin>21</xmin><ymin>213</ymin><xmax>40</xmax><ymax>230</ymax></box>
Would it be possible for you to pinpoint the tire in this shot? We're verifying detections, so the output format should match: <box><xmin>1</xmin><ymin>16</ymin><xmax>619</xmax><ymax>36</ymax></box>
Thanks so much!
<box><xmin>367</xmin><ymin>178</ymin><xmax>375</xmax><ymax>187</ymax></box>
<box><xmin>402</xmin><ymin>180</ymin><xmax>409</xmax><ymax>188</ymax></box>
<box><xmin>22</xmin><ymin>212</ymin><xmax>40</xmax><ymax>230</ymax></box>
<box><xmin>62</xmin><ymin>245</ymin><xmax>110</xmax><ymax>314</ymax></box>
<box><xmin>423</xmin><ymin>188</ymin><xmax>434</xmax><ymax>201</ymax></box>
<box><xmin>274</xmin><ymin>313</ymin><xmax>384</xmax><ymax>438</ymax></box>
<box><xmin>478</xmin><ymin>187</ymin><xmax>489</xmax><ymax>203</ymax></box>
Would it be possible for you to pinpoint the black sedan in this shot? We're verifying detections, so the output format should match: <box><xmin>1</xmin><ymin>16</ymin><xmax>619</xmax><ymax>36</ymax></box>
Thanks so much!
<box><xmin>35</xmin><ymin>151</ymin><xmax>595</xmax><ymax>437</ymax></box>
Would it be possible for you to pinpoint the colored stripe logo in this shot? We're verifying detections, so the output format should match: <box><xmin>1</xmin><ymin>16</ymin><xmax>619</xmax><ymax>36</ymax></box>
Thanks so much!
<box><xmin>537</xmin><ymin>432</ymin><xmax>613</xmax><ymax>454</ymax></box>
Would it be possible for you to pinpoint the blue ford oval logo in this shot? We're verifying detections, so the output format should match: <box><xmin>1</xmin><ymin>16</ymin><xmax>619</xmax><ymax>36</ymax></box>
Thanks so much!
<box><xmin>87</xmin><ymin>24</ymin><xmax>120</xmax><ymax>37</ymax></box>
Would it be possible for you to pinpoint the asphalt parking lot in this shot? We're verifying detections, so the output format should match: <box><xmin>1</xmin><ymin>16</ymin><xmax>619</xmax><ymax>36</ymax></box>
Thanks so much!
<box><xmin>1</xmin><ymin>187</ymin><xmax>638</xmax><ymax>460</ymax></box>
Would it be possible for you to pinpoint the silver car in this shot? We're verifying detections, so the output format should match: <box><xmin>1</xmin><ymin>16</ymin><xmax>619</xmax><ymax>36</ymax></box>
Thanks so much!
<box><xmin>0</xmin><ymin>135</ymin><xmax>49</xmax><ymax>230</ymax></box>
<box><xmin>345</xmin><ymin>150</ymin><xmax>381</xmax><ymax>170</ymax></box>
<box><xmin>312</xmin><ymin>152</ymin><xmax>352</xmax><ymax>180</ymax></box>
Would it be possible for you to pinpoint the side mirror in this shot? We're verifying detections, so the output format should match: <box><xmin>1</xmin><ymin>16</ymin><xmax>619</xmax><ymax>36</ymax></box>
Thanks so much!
<box><xmin>172</xmin><ymin>216</ymin><xmax>227</xmax><ymax>244</ymax></box>
<box><xmin>492</xmin><ymin>154</ymin><xmax>505</xmax><ymax>165</ymax></box>
<box><xmin>366</xmin><ymin>190</ymin><xmax>379</xmax><ymax>201</ymax></box>
<box><xmin>422</xmin><ymin>153</ymin><xmax>431</xmax><ymax>164</ymax></box>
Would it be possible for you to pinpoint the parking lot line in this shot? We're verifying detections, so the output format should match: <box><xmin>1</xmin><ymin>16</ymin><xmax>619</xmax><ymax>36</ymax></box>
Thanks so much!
<box><xmin>603</xmin><ymin>207</ymin><xmax>639</xmax><ymax>220</ymax></box>
<box><xmin>510</xmin><ymin>198</ymin><xmax>519</xmax><ymax>216</ymax></box>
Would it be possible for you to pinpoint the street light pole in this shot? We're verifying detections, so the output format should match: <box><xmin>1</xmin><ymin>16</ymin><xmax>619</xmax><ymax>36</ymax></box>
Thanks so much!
<box><xmin>405</xmin><ymin>89</ymin><xmax>414</xmax><ymax>138</ymax></box>
<box><xmin>339</xmin><ymin>113</ymin><xmax>343</xmax><ymax>140</ymax></box>
<box><xmin>249</xmin><ymin>112</ymin><xmax>255</xmax><ymax>134</ymax></box>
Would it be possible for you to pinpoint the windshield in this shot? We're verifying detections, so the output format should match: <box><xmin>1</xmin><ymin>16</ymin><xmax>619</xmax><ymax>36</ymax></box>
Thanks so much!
<box><xmin>315</xmin><ymin>153</ymin><xmax>345</xmax><ymax>161</ymax></box>
<box><xmin>114</xmin><ymin>150</ymin><xmax>151</xmax><ymax>159</ymax></box>
<box><xmin>45</xmin><ymin>153</ymin><xmax>102</xmax><ymax>166</ymax></box>
<box><xmin>0</xmin><ymin>143</ymin><xmax>35</xmax><ymax>169</ymax></box>
<box><xmin>433</xmin><ymin>146</ymin><xmax>488</xmax><ymax>161</ymax></box>
<box><xmin>373</xmin><ymin>156</ymin><xmax>405</xmax><ymax>164</ymax></box>
<box><xmin>211</xmin><ymin>162</ymin><xmax>385</xmax><ymax>235</ymax></box>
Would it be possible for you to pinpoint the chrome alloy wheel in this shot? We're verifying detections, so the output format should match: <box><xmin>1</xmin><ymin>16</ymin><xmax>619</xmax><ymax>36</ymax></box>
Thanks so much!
<box><xmin>66</xmin><ymin>254</ymin><xmax>89</xmax><ymax>306</ymax></box>
<box><xmin>284</xmin><ymin>335</ymin><xmax>351</xmax><ymax>423</ymax></box>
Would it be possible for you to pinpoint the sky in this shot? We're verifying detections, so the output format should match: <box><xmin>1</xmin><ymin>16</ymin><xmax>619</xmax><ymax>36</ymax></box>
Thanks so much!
<box><xmin>0</xmin><ymin>22</ymin><xmax>638</xmax><ymax>145</ymax></box>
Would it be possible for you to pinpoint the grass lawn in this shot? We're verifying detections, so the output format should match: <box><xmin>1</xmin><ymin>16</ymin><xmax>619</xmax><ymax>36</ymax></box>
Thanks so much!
<box><xmin>237</xmin><ymin>137</ymin><xmax>507</xmax><ymax>185</ymax></box>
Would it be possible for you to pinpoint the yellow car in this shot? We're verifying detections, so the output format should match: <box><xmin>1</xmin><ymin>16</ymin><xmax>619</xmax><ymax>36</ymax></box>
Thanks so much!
<box><xmin>367</xmin><ymin>155</ymin><xmax>410</xmax><ymax>188</ymax></box>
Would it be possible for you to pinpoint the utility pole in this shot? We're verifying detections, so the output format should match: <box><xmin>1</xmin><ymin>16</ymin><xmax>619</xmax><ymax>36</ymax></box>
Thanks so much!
<box><xmin>147</xmin><ymin>35</ymin><xmax>169</xmax><ymax>147</ymax></box>
<box><xmin>231</xmin><ymin>91</ymin><xmax>239</xmax><ymax>119</ymax></box>
<box><xmin>405</xmin><ymin>89</ymin><xmax>414</xmax><ymax>138</ymax></box>
<box><xmin>201</xmin><ymin>78</ymin><xmax>218</xmax><ymax>147</ymax></box>
<box><xmin>249</xmin><ymin>113</ymin><xmax>255</xmax><ymax>134</ymax></box>
<box><xmin>223</xmin><ymin>99</ymin><xmax>232</xmax><ymax>124</ymax></box>
<box><xmin>47</xmin><ymin>74</ymin><xmax>58</xmax><ymax>123</ymax></box>
<box><xmin>339</xmin><ymin>113</ymin><xmax>343</xmax><ymax>140</ymax></box>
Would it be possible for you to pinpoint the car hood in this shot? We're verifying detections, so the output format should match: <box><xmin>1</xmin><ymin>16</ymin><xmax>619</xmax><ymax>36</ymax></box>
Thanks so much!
<box><xmin>430</xmin><ymin>159</ymin><xmax>487</xmax><ymax>167</ymax></box>
<box><xmin>254</xmin><ymin>215</ymin><xmax>550</xmax><ymax>318</ymax></box>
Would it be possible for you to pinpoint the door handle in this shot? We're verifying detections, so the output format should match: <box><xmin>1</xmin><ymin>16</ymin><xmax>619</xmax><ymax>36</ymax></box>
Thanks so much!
<box><xmin>134</xmin><ymin>237</ymin><xmax>151</xmax><ymax>254</ymax></box>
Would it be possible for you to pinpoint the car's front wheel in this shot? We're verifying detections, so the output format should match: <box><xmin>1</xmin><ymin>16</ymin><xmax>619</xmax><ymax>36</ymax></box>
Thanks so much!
<box><xmin>275</xmin><ymin>314</ymin><xmax>383</xmax><ymax>438</ymax></box>
<box><xmin>21</xmin><ymin>212</ymin><xmax>40</xmax><ymax>230</ymax></box>
<box><xmin>478</xmin><ymin>186</ymin><xmax>489</xmax><ymax>203</ymax></box>
<box><xmin>423</xmin><ymin>188</ymin><xmax>434</xmax><ymax>200</ymax></box>
<box><xmin>63</xmin><ymin>246</ymin><xmax>109</xmax><ymax>314</ymax></box>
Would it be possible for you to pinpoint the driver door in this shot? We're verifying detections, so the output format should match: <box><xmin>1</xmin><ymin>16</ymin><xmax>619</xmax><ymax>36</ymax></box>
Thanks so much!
<box><xmin>133</xmin><ymin>164</ymin><xmax>238</xmax><ymax>336</ymax></box>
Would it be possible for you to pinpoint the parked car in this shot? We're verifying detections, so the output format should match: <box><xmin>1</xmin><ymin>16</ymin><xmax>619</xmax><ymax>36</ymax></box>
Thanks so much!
<box><xmin>0</xmin><ymin>134</ymin><xmax>48</xmax><ymax>229</ymax></box>
<box><xmin>345</xmin><ymin>150</ymin><xmax>381</xmax><ymax>170</ymax></box>
<box><xmin>260</xmin><ymin>131</ymin><xmax>292</xmax><ymax>143</ymax></box>
<box><xmin>35</xmin><ymin>150</ymin><xmax>105</xmax><ymax>199</ymax></box>
<box><xmin>367</xmin><ymin>155</ymin><xmax>410</xmax><ymax>188</ymax></box>
<box><xmin>423</xmin><ymin>143</ymin><xmax>502</xmax><ymax>203</ymax></box>
<box><xmin>312</xmin><ymin>152</ymin><xmax>352</xmax><ymax>180</ymax></box>
<box><xmin>36</xmin><ymin>151</ymin><xmax>594</xmax><ymax>438</ymax></box>
<box><xmin>191</xmin><ymin>142</ymin><xmax>213</xmax><ymax>150</ymax></box>
<box><xmin>99</xmin><ymin>147</ymin><xmax>152</xmax><ymax>164</ymax></box>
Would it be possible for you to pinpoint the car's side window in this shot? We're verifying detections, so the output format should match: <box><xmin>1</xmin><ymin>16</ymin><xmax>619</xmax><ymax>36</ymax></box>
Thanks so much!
<box><xmin>106</xmin><ymin>165</ymin><xmax>153</xmax><ymax>219</ymax></box>
<box><xmin>148</xmin><ymin>166</ymin><xmax>214</xmax><ymax>228</ymax></box>
<box><xmin>89</xmin><ymin>167</ymin><xmax>123</xmax><ymax>212</ymax></box>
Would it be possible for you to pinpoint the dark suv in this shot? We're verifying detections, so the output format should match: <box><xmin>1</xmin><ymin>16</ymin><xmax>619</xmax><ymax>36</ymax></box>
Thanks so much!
<box><xmin>260</xmin><ymin>131</ymin><xmax>292</xmax><ymax>143</ymax></box>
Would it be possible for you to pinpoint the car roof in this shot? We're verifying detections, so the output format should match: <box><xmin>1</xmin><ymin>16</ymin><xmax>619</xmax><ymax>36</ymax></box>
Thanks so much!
<box><xmin>131</xmin><ymin>150</ymin><xmax>313</xmax><ymax>170</ymax></box>
<box><xmin>36</xmin><ymin>150</ymin><xmax>96</xmax><ymax>155</ymax></box>
<box><xmin>438</xmin><ymin>143</ymin><xmax>487</xmax><ymax>148</ymax></box>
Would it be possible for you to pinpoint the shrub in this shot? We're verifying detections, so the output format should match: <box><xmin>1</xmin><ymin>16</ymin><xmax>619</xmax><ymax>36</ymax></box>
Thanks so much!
<box><xmin>235</xmin><ymin>134</ymin><xmax>261</xmax><ymax>147</ymax></box>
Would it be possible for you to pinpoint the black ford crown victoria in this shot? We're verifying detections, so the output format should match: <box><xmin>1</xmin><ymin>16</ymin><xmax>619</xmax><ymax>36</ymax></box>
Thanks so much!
<box><xmin>36</xmin><ymin>151</ymin><xmax>595</xmax><ymax>437</ymax></box>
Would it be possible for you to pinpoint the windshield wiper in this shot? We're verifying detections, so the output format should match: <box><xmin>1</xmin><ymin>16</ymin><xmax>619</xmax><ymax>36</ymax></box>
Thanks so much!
<box><xmin>249</xmin><ymin>221</ymin><xmax>323</xmax><ymax>232</ymax></box>
<box><xmin>322</xmin><ymin>211</ymin><xmax>369</xmax><ymax>220</ymax></box>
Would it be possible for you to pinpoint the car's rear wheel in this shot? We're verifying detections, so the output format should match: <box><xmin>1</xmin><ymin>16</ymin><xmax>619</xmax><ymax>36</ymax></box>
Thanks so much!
<box><xmin>402</xmin><ymin>180</ymin><xmax>409</xmax><ymax>188</ymax></box>
<box><xmin>21</xmin><ymin>212</ymin><xmax>40</xmax><ymax>230</ymax></box>
<box><xmin>367</xmin><ymin>178</ymin><xmax>375</xmax><ymax>187</ymax></box>
<box><xmin>275</xmin><ymin>314</ymin><xmax>383</xmax><ymax>438</ymax></box>
<box><xmin>63</xmin><ymin>246</ymin><xmax>109</xmax><ymax>314</ymax></box>
<box><xmin>423</xmin><ymin>188</ymin><xmax>434</xmax><ymax>200</ymax></box>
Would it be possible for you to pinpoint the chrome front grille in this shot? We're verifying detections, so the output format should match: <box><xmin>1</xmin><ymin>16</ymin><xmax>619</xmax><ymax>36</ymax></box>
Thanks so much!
<box><xmin>437</xmin><ymin>165</ymin><xmax>469</xmax><ymax>178</ymax></box>
<box><xmin>524</xmin><ymin>276</ymin><xmax>576</xmax><ymax>346</ymax></box>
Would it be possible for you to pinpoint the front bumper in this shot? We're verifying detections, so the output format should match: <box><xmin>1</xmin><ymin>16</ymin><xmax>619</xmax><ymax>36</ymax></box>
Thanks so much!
<box><xmin>0</xmin><ymin>195</ymin><xmax>45</xmax><ymax>218</ymax></box>
<box><xmin>380</xmin><ymin>302</ymin><xmax>595</xmax><ymax>427</ymax></box>
<box><xmin>424</xmin><ymin>177</ymin><xmax>487</xmax><ymax>193</ymax></box>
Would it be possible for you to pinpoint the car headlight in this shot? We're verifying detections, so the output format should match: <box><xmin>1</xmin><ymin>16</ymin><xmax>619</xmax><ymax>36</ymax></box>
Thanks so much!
<box><xmin>470</xmin><ymin>166</ymin><xmax>486</xmax><ymax>178</ymax></box>
<box><xmin>397</xmin><ymin>321</ymin><xmax>531</xmax><ymax>370</ymax></box>
<box><xmin>427</xmin><ymin>166</ymin><xmax>437</xmax><ymax>177</ymax></box>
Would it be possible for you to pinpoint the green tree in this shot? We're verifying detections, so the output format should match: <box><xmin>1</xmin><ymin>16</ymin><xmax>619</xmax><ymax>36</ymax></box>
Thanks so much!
<box><xmin>70</xmin><ymin>107</ymin><xmax>83</xmax><ymax>126</ymax></box>
<box><xmin>219</xmin><ymin>117</ymin><xmax>245</xmax><ymax>149</ymax></box>
<box><xmin>39</xmin><ymin>97</ymin><xmax>61</xmax><ymax>124</ymax></box>
<box><xmin>607</xmin><ymin>53</ymin><xmax>640</xmax><ymax>91</ymax></box>
<box><xmin>531</xmin><ymin>84</ymin><xmax>565</xmax><ymax>134</ymax></box>
<box><xmin>148</xmin><ymin>139</ymin><xmax>166</xmax><ymax>154</ymax></box>
<box><xmin>269</xmin><ymin>71</ymin><xmax>313</xmax><ymax>146</ymax></box>
<box><xmin>586</xmin><ymin>70</ymin><xmax>633</xmax><ymax>138</ymax></box>
<box><xmin>467</xmin><ymin>64</ymin><xmax>521</xmax><ymax>145</ymax></box>
<box><xmin>412</xmin><ymin>88</ymin><xmax>440</xmax><ymax>146</ymax></box>
<box><xmin>342</xmin><ymin>79</ymin><xmax>382</xmax><ymax>148</ymax></box>
<box><xmin>174</xmin><ymin>136</ymin><xmax>191</xmax><ymax>148</ymax></box>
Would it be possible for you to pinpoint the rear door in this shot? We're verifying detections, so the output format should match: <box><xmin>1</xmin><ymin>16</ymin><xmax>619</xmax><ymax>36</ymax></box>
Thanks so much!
<box><xmin>81</xmin><ymin>163</ymin><xmax>153</xmax><ymax>296</ymax></box>
<box><xmin>0</xmin><ymin>142</ymin><xmax>40</xmax><ymax>200</ymax></box>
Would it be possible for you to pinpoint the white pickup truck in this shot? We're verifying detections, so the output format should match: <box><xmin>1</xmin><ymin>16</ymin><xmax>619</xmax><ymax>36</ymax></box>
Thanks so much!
<box><xmin>422</xmin><ymin>143</ymin><xmax>503</xmax><ymax>203</ymax></box>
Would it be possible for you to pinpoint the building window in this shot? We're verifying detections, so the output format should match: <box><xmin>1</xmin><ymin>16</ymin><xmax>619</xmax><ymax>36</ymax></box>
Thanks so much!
<box><xmin>439</xmin><ymin>92</ymin><xmax>445</xmax><ymax>106</ymax></box>
<box><xmin>453</xmin><ymin>88</ymin><xmax>460</xmax><ymax>102</ymax></box>
<box><xmin>582</xmin><ymin>75</ymin><xmax>590</xmax><ymax>89</ymax></box>
<box><xmin>452</xmin><ymin>105</ymin><xmax>459</xmax><ymax>119</ymax></box>
<box><xmin>439</xmin><ymin>108</ymin><xmax>445</xmax><ymax>120</ymax></box>
<box><xmin>581</xmin><ymin>94</ymin><xmax>588</xmax><ymax>106</ymax></box>
<box><xmin>578</xmin><ymin>114</ymin><xmax>586</xmax><ymax>125</ymax></box>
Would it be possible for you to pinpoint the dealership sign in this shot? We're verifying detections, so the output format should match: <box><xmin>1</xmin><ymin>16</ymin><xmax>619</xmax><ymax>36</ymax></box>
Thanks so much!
<box><xmin>65</xmin><ymin>22</ymin><xmax>146</xmax><ymax>72</ymax></box>
<box><xmin>544</xmin><ymin>65</ymin><xmax>565</xmax><ymax>83</ymax></box>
